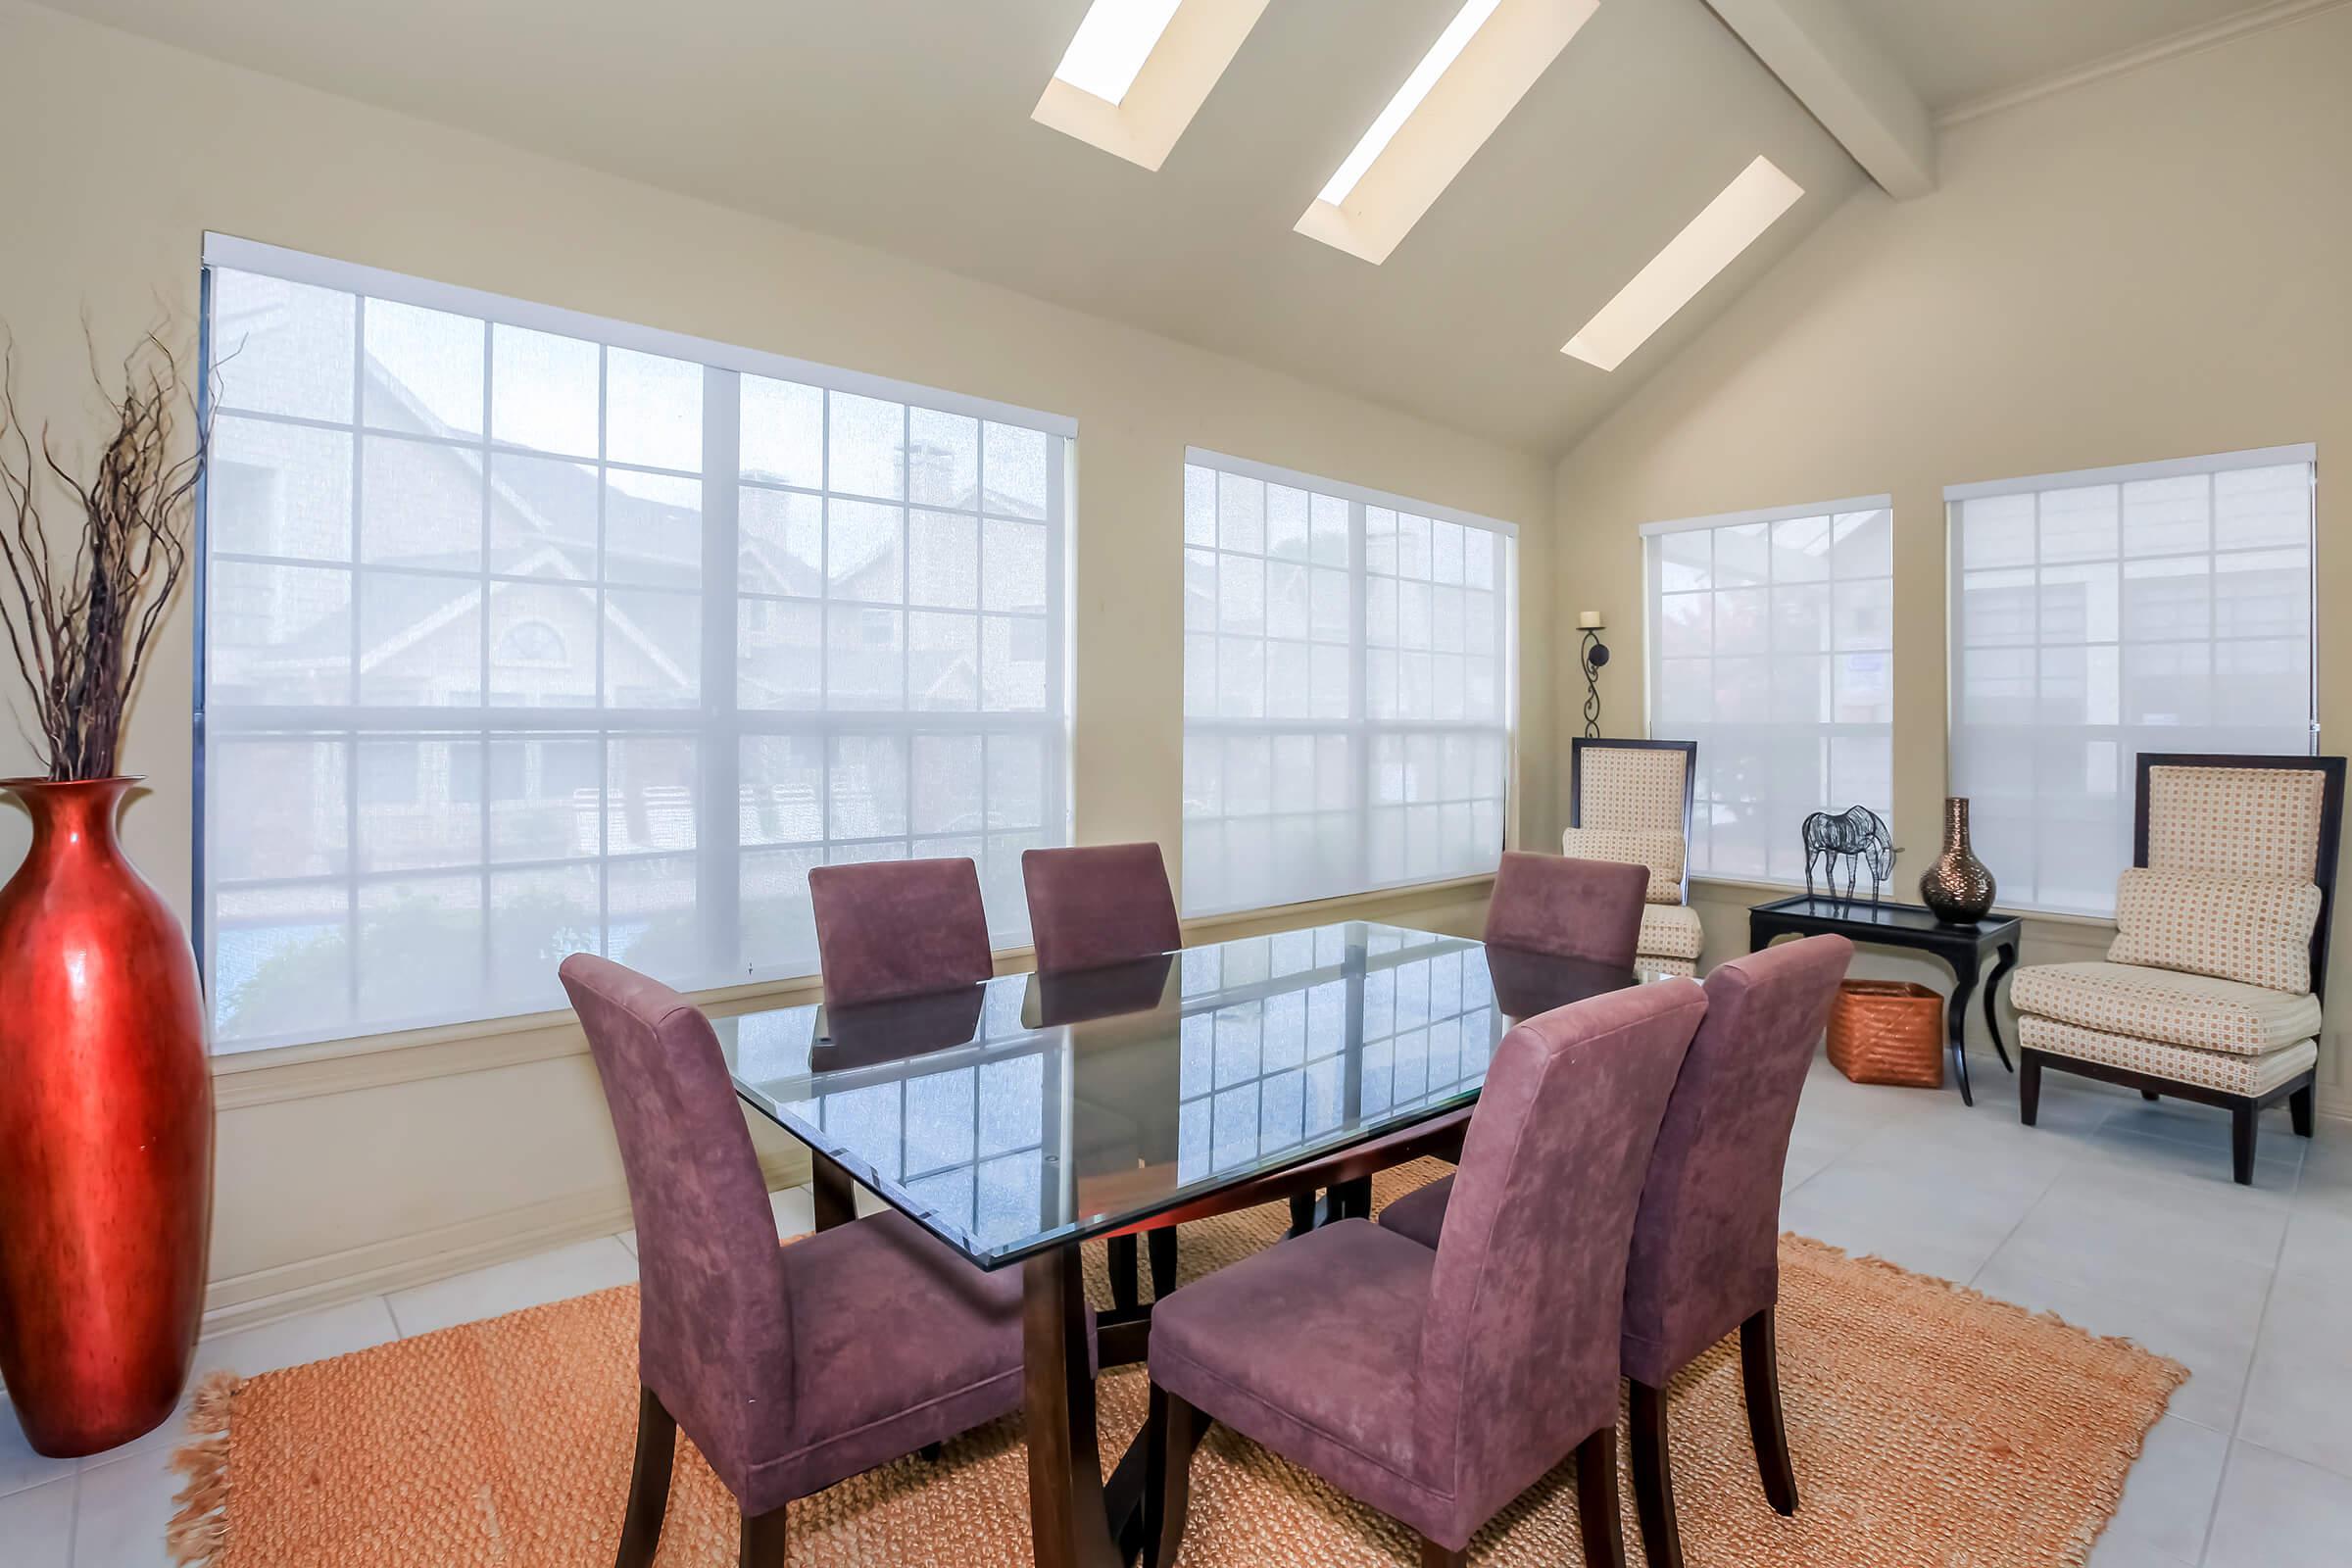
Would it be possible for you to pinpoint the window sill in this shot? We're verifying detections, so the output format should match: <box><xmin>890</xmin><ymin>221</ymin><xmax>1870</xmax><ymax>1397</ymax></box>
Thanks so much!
<box><xmin>1178</xmin><ymin>872</ymin><xmax>1497</xmax><ymax>940</ymax></box>
<box><xmin>212</xmin><ymin>874</ymin><xmax>1501</xmax><ymax>1110</ymax></box>
<box><xmin>208</xmin><ymin>965</ymin><xmax>841</xmax><ymax>1110</ymax></box>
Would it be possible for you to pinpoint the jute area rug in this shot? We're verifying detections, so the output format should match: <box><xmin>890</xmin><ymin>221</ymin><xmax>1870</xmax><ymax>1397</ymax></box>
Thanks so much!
<box><xmin>171</xmin><ymin>1160</ymin><xmax>2182</xmax><ymax>1567</ymax></box>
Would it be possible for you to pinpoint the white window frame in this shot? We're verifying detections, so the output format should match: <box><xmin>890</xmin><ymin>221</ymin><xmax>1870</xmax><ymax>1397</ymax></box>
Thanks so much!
<box><xmin>1179</xmin><ymin>447</ymin><xmax>1519</xmax><ymax>917</ymax></box>
<box><xmin>1641</xmin><ymin>493</ymin><xmax>1896</xmax><ymax>886</ymax></box>
<box><xmin>1944</xmin><ymin>443</ymin><xmax>2318</xmax><ymax>917</ymax></box>
<box><xmin>197</xmin><ymin>234</ymin><xmax>1075</xmax><ymax>1054</ymax></box>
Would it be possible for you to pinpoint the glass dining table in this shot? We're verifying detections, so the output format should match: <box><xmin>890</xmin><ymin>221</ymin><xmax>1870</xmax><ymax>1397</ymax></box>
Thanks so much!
<box><xmin>718</xmin><ymin>919</ymin><xmax>1660</xmax><ymax>1568</ymax></box>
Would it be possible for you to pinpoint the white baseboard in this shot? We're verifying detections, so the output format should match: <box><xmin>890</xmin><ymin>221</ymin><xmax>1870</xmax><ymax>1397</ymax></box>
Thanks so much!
<box><xmin>201</xmin><ymin>1148</ymin><xmax>810</xmax><ymax>1341</ymax></box>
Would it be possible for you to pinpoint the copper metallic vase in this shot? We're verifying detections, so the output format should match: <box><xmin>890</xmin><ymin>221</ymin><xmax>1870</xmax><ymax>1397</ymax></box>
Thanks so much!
<box><xmin>1919</xmin><ymin>796</ymin><xmax>1996</xmax><ymax>924</ymax></box>
<box><xmin>0</xmin><ymin>778</ymin><xmax>213</xmax><ymax>1457</ymax></box>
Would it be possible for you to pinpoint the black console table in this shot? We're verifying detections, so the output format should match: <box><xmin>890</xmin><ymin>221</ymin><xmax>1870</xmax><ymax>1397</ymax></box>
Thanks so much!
<box><xmin>1747</xmin><ymin>894</ymin><xmax>2023</xmax><ymax>1106</ymax></box>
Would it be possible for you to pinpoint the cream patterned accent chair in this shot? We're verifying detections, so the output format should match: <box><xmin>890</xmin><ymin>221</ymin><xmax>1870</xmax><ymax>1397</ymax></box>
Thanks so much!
<box><xmin>1562</xmin><ymin>738</ymin><xmax>1701</xmax><ymax>977</ymax></box>
<box><xmin>2014</xmin><ymin>754</ymin><xmax>2345</xmax><ymax>1186</ymax></box>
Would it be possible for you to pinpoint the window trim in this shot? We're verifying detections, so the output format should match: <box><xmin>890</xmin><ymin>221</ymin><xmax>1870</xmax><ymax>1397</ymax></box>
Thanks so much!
<box><xmin>1179</xmin><ymin>446</ymin><xmax>1520</xmax><ymax>918</ymax></box>
<box><xmin>1637</xmin><ymin>492</ymin><xmax>1895</xmax><ymax>538</ymax></box>
<box><xmin>196</xmin><ymin>235</ymin><xmax>1074</xmax><ymax>1054</ymax></box>
<box><xmin>202</xmin><ymin>234</ymin><xmax>1075</xmax><ymax>437</ymax></box>
<box><xmin>1942</xmin><ymin>443</ymin><xmax>2319</xmax><ymax>918</ymax></box>
<box><xmin>1943</xmin><ymin>444</ymin><xmax>2316</xmax><ymax>503</ymax></box>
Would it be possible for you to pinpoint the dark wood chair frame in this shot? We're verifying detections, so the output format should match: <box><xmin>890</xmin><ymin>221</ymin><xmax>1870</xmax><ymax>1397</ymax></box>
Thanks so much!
<box><xmin>1570</xmin><ymin>736</ymin><xmax>1699</xmax><ymax>906</ymax></box>
<box><xmin>2020</xmin><ymin>752</ymin><xmax>2345</xmax><ymax>1185</ymax></box>
<box><xmin>1627</xmin><ymin>1306</ymin><xmax>1796</xmax><ymax>1568</ymax></box>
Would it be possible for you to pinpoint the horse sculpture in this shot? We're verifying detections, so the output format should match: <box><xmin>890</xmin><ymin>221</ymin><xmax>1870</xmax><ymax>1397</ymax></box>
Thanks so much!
<box><xmin>1802</xmin><ymin>804</ymin><xmax>1894</xmax><ymax>903</ymax></box>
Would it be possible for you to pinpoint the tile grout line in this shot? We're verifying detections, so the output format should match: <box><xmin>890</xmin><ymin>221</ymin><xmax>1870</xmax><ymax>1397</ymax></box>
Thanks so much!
<box><xmin>1961</xmin><ymin>1103</ymin><xmax>2110</xmax><ymax>1294</ymax></box>
<box><xmin>2192</xmin><ymin>1133</ymin><xmax>2308</xmax><ymax>1566</ymax></box>
<box><xmin>1956</xmin><ymin>1133</ymin><xmax>2107</xmax><ymax>1298</ymax></box>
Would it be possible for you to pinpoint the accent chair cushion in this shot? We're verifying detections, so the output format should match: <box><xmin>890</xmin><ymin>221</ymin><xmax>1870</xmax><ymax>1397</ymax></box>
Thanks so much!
<box><xmin>2146</xmin><ymin>764</ymin><xmax>2326</xmax><ymax>882</ymax></box>
<box><xmin>2106</xmin><ymin>867</ymin><xmax>2320</xmax><ymax>994</ymax></box>
<box><xmin>1578</xmin><ymin>746</ymin><xmax>1689</xmax><ymax>835</ymax></box>
<box><xmin>1638</xmin><ymin>902</ymin><xmax>1704</xmax><ymax>961</ymax></box>
<box><xmin>2010</xmin><ymin>960</ymin><xmax>2321</xmax><ymax>1057</ymax></box>
<box><xmin>1561</xmin><ymin>825</ymin><xmax>1686</xmax><ymax>905</ymax></box>
<box><xmin>2019</xmin><ymin>1014</ymin><xmax>2319</xmax><ymax>1098</ymax></box>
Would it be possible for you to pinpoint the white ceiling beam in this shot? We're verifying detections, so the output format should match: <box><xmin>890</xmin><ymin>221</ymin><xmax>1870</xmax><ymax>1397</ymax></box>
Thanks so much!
<box><xmin>1702</xmin><ymin>0</ymin><xmax>1936</xmax><ymax>200</ymax></box>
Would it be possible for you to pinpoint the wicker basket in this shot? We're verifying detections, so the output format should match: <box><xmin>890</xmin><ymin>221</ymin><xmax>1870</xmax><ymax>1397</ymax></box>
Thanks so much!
<box><xmin>1826</xmin><ymin>980</ymin><xmax>1944</xmax><ymax>1089</ymax></box>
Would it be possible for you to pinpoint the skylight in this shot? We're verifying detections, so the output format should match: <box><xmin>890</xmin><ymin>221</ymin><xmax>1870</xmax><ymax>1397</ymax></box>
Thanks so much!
<box><xmin>1054</xmin><ymin>0</ymin><xmax>1187</xmax><ymax>107</ymax></box>
<box><xmin>1033</xmin><ymin>1</ymin><xmax>1271</xmax><ymax>172</ymax></box>
<box><xmin>1319</xmin><ymin>0</ymin><xmax>1505</xmax><ymax>206</ymax></box>
<box><xmin>1295</xmin><ymin>0</ymin><xmax>1597</xmax><ymax>266</ymax></box>
<box><xmin>1563</xmin><ymin>156</ymin><xmax>1804</xmax><ymax>371</ymax></box>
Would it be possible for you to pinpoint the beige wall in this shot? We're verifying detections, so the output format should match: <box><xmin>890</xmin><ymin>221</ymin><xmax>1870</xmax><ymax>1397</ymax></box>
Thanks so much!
<box><xmin>0</xmin><ymin>0</ymin><xmax>1555</xmax><ymax>1328</ymax></box>
<box><xmin>1551</xmin><ymin>7</ymin><xmax>2352</xmax><ymax>1110</ymax></box>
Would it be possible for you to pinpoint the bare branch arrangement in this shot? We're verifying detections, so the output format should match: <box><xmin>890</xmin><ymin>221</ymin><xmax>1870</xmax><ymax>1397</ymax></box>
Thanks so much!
<box><xmin>0</xmin><ymin>328</ymin><xmax>210</xmax><ymax>781</ymax></box>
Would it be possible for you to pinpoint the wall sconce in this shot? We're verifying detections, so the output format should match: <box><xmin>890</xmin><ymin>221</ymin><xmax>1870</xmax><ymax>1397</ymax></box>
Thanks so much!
<box><xmin>1578</xmin><ymin>610</ymin><xmax>1609</xmax><ymax>738</ymax></box>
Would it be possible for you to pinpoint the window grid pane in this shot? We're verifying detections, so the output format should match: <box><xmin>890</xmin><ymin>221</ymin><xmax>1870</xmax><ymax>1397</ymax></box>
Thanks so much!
<box><xmin>203</xmin><ymin>259</ymin><xmax>1071</xmax><ymax>1053</ymax></box>
<box><xmin>1181</xmin><ymin>459</ymin><xmax>1514</xmax><ymax>916</ymax></box>
<box><xmin>1647</xmin><ymin>505</ymin><xmax>1894</xmax><ymax>884</ymax></box>
<box><xmin>1949</xmin><ymin>456</ymin><xmax>2315</xmax><ymax>916</ymax></box>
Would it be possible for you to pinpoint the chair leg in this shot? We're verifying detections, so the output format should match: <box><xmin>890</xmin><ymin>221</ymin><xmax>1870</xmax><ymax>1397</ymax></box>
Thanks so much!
<box><xmin>1108</xmin><ymin>1234</ymin><xmax>1141</xmax><ymax>1312</ymax></box>
<box><xmin>2019</xmin><ymin>1053</ymin><xmax>2041</xmax><ymax>1126</ymax></box>
<box><xmin>2231</xmin><ymin>1102</ymin><xmax>2258</xmax><ymax>1186</ymax></box>
<box><xmin>1576</xmin><ymin>1427</ymin><xmax>1626</xmax><ymax>1568</ymax></box>
<box><xmin>1417</xmin><ymin>1537</ymin><xmax>1468</xmax><ymax>1567</ymax></box>
<box><xmin>739</xmin><ymin>1504</ymin><xmax>788</xmax><ymax>1568</ymax></box>
<box><xmin>1146</xmin><ymin>1386</ymin><xmax>1205</xmax><ymax>1568</ymax></box>
<box><xmin>1148</xmin><ymin>1227</ymin><xmax>1179</xmax><ymax>1298</ymax></box>
<box><xmin>1628</xmin><ymin>1381</ymin><xmax>1684</xmax><ymax>1568</ymax></box>
<box><xmin>1288</xmin><ymin>1193</ymin><xmax>1318</xmax><ymax>1237</ymax></box>
<box><xmin>2291</xmin><ymin>1084</ymin><xmax>2316</xmax><ymax>1139</ymax></box>
<box><xmin>614</xmin><ymin>1384</ymin><xmax>676</xmax><ymax>1568</ymax></box>
<box><xmin>1332</xmin><ymin>1176</ymin><xmax>1373</xmax><ymax>1221</ymax></box>
<box><xmin>1740</xmin><ymin>1308</ymin><xmax>1799</xmax><ymax>1515</ymax></box>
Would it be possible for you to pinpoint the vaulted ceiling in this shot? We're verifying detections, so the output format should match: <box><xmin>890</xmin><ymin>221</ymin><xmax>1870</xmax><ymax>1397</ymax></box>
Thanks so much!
<box><xmin>1840</xmin><ymin>0</ymin><xmax>2286</xmax><ymax>113</ymax></box>
<box><xmin>29</xmin><ymin>0</ymin><xmax>2293</xmax><ymax>454</ymax></box>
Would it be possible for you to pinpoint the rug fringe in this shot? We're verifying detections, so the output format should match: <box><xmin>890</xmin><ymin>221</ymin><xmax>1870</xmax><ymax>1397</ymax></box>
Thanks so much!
<box><xmin>167</xmin><ymin>1369</ymin><xmax>243</xmax><ymax>1568</ymax></box>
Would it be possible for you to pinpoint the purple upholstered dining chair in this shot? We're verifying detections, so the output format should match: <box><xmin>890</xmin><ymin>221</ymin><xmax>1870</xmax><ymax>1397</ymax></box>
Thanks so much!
<box><xmin>1022</xmin><ymin>841</ymin><xmax>1184</xmax><ymax>975</ymax></box>
<box><xmin>1379</xmin><ymin>934</ymin><xmax>1853</xmax><ymax>1567</ymax></box>
<box><xmin>1485</xmin><ymin>850</ymin><xmax>1650</xmax><ymax>967</ymax></box>
<box><xmin>808</xmin><ymin>856</ymin><xmax>994</xmax><ymax>1008</ymax></box>
<box><xmin>560</xmin><ymin>955</ymin><xmax>1027</xmax><ymax>1568</ymax></box>
<box><xmin>1023</xmin><ymin>841</ymin><xmax>1187</xmax><ymax>1308</ymax></box>
<box><xmin>1146</xmin><ymin>978</ymin><xmax>1710</xmax><ymax>1568</ymax></box>
<box><xmin>1287</xmin><ymin>852</ymin><xmax>1656</xmax><ymax>1243</ymax></box>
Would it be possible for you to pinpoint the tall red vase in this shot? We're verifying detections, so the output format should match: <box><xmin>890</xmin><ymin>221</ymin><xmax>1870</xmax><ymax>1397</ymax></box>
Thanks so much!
<box><xmin>0</xmin><ymin>778</ymin><xmax>212</xmax><ymax>1457</ymax></box>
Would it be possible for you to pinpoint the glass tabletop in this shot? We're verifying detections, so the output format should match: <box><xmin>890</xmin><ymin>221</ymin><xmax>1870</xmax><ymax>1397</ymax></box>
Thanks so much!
<box><xmin>1752</xmin><ymin>893</ymin><xmax>2017</xmax><ymax>934</ymax></box>
<box><xmin>720</xmin><ymin>920</ymin><xmax>1662</xmax><ymax>1269</ymax></box>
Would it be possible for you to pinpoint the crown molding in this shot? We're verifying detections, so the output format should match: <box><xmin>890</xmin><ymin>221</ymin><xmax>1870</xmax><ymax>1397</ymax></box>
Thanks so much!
<box><xmin>1936</xmin><ymin>0</ymin><xmax>2349</xmax><ymax>128</ymax></box>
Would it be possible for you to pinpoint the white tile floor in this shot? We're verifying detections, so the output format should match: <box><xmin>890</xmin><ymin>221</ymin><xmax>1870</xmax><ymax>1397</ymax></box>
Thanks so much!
<box><xmin>2</xmin><ymin>1054</ymin><xmax>2344</xmax><ymax>1566</ymax></box>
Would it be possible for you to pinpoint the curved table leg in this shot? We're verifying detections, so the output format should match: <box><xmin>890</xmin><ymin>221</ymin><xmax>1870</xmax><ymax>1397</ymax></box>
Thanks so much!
<box><xmin>1946</xmin><ymin>957</ymin><xmax>1980</xmax><ymax>1107</ymax></box>
<box><xmin>1983</xmin><ymin>941</ymin><xmax>2019</xmax><ymax>1073</ymax></box>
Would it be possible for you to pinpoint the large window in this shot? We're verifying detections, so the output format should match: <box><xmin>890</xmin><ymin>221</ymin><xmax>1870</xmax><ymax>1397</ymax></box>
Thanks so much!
<box><xmin>1180</xmin><ymin>450</ymin><xmax>1515</xmax><ymax>915</ymax></box>
<box><xmin>199</xmin><ymin>237</ymin><xmax>1072</xmax><ymax>1053</ymax></box>
<box><xmin>1644</xmin><ymin>497</ymin><xmax>1894</xmax><ymax>881</ymax></box>
<box><xmin>1947</xmin><ymin>446</ymin><xmax>2316</xmax><ymax>915</ymax></box>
